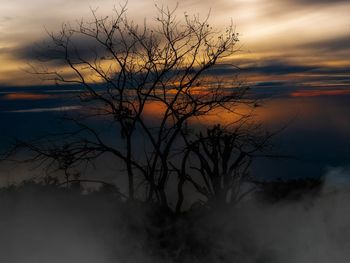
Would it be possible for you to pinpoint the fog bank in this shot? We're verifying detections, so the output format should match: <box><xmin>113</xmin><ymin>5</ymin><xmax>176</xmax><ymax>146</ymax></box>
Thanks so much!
<box><xmin>1</xmin><ymin>168</ymin><xmax>350</xmax><ymax>262</ymax></box>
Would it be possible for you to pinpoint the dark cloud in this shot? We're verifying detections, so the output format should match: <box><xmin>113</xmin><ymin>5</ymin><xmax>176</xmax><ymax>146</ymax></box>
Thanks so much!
<box><xmin>302</xmin><ymin>35</ymin><xmax>350</xmax><ymax>53</ymax></box>
<box><xmin>244</xmin><ymin>60</ymin><xmax>317</xmax><ymax>75</ymax></box>
<box><xmin>14</xmin><ymin>34</ymin><xmax>108</xmax><ymax>66</ymax></box>
<box><xmin>13</xmin><ymin>34</ymin><xmax>350</xmax><ymax>81</ymax></box>
<box><xmin>193</xmin><ymin>60</ymin><xmax>319</xmax><ymax>77</ymax></box>
<box><xmin>0</xmin><ymin>47</ymin><xmax>11</xmax><ymax>55</ymax></box>
<box><xmin>240</xmin><ymin>58</ymin><xmax>349</xmax><ymax>77</ymax></box>
<box><xmin>312</xmin><ymin>67</ymin><xmax>350</xmax><ymax>75</ymax></box>
<box><xmin>290</xmin><ymin>0</ymin><xmax>349</xmax><ymax>5</ymax></box>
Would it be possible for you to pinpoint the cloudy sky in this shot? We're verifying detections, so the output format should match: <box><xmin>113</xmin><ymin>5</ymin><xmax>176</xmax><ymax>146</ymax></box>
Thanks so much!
<box><xmin>0</xmin><ymin>0</ymin><xmax>349</xmax><ymax>86</ymax></box>
<box><xmin>0</xmin><ymin>0</ymin><xmax>349</xmax><ymax>182</ymax></box>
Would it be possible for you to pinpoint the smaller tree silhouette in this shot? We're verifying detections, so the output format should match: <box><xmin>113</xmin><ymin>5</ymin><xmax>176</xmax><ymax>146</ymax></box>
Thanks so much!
<box><xmin>172</xmin><ymin>124</ymin><xmax>273</xmax><ymax>211</ymax></box>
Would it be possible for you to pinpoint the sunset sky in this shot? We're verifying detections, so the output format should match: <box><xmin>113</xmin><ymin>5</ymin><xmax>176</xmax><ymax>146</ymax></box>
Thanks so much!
<box><xmin>1</xmin><ymin>0</ymin><xmax>350</xmax><ymax>182</ymax></box>
<box><xmin>2</xmin><ymin>3</ymin><xmax>350</xmax><ymax>260</ymax></box>
<box><xmin>0</xmin><ymin>0</ymin><xmax>349</xmax><ymax>87</ymax></box>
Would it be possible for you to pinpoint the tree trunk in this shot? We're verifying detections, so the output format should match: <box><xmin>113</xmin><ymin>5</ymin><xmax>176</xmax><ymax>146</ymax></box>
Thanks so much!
<box><xmin>126</xmin><ymin>135</ymin><xmax>134</xmax><ymax>200</ymax></box>
<box><xmin>176</xmin><ymin>174</ymin><xmax>186</xmax><ymax>214</ymax></box>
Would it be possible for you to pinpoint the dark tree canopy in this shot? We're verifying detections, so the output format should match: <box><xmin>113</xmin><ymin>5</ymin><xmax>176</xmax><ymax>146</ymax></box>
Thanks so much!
<box><xmin>4</xmin><ymin>4</ymin><xmax>272</xmax><ymax>212</ymax></box>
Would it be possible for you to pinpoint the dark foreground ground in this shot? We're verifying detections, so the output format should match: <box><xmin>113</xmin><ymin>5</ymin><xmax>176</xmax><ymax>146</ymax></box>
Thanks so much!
<box><xmin>1</xmin><ymin>179</ymin><xmax>350</xmax><ymax>263</ymax></box>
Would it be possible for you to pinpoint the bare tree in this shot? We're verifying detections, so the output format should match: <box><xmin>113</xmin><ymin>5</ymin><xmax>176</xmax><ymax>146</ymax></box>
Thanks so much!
<box><xmin>172</xmin><ymin>123</ymin><xmax>274</xmax><ymax>212</ymax></box>
<box><xmin>3</xmin><ymin>4</ymin><xmax>269</xmax><ymax>210</ymax></box>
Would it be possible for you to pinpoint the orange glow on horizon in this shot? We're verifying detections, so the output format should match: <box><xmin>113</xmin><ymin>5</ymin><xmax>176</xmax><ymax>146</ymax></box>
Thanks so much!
<box><xmin>3</xmin><ymin>93</ymin><xmax>53</xmax><ymax>100</ymax></box>
<box><xmin>290</xmin><ymin>89</ymin><xmax>350</xmax><ymax>97</ymax></box>
<box><xmin>142</xmin><ymin>99</ymin><xmax>252</xmax><ymax>125</ymax></box>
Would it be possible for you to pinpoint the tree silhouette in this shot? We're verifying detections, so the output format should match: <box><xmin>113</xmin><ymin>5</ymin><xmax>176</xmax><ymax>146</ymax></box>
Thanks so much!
<box><xmin>172</xmin><ymin>123</ymin><xmax>273</xmax><ymax>211</ymax></box>
<box><xmin>3</xmin><ymin>4</ymin><xmax>271</xmax><ymax>211</ymax></box>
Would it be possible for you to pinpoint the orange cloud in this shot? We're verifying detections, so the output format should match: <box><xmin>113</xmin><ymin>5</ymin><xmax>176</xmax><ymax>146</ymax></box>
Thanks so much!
<box><xmin>290</xmin><ymin>89</ymin><xmax>350</xmax><ymax>97</ymax></box>
<box><xmin>3</xmin><ymin>93</ymin><xmax>53</xmax><ymax>100</ymax></box>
